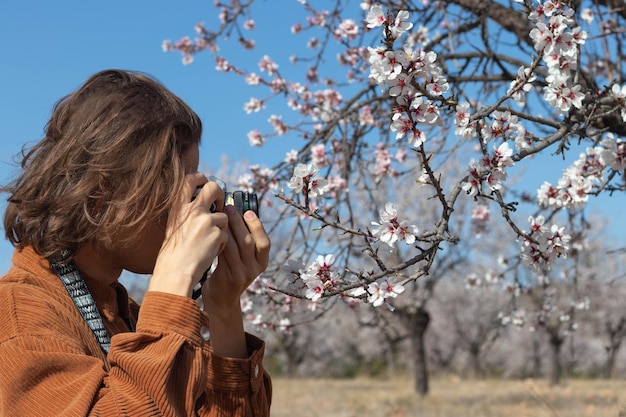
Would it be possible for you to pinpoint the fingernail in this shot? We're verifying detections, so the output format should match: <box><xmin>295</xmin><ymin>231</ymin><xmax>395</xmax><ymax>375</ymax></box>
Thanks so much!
<box><xmin>225</xmin><ymin>205</ymin><xmax>236</xmax><ymax>214</ymax></box>
<box><xmin>244</xmin><ymin>210</ymin><xmax>256</xmax><ymax>220</ymax></box>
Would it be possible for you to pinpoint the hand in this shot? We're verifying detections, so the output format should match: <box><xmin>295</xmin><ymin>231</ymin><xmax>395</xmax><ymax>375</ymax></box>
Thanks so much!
<box><xmin>201</xmin><ymin>206</ymin><xmax>271</xmax><ymax>321</ymax></box>
<box><xmin>149</xmin><ymin>174</ymin><xmax>229</xmax><ymax>297</ymax></box>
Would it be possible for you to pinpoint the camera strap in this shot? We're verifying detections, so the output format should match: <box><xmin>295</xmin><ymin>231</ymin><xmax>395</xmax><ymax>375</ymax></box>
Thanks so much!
<box><xmin>50</xmin><ymin>256</ymin><xmax>111</xmax><ymax>354</ymax></box>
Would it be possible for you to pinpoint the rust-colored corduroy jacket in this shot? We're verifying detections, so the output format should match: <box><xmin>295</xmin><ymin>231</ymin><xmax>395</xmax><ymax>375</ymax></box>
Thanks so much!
<box><xmin>0</xmin><ymin>247</ymin><xmax>272</xmax><ymax>416</ymax></box>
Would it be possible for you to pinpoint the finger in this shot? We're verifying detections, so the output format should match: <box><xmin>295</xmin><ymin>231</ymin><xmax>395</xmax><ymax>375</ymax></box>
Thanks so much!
<box><xmin>193</xmin><ymin>180</ymin><xmax>225</xmax><ymax>211</ymax></box>
<box><xmin>181</xmin><ymin>172</ymin><xmax>209</xmax><ymax>204</ymax></box>
<box><xmin>242</xmin><ymin>209</ymin><xmax>271</xmax><ymax>268</ymax></box>
<box><xmin>223</xmin><ymin>205</ymin><xmax>255</xmax><ymax>252</ymax></box>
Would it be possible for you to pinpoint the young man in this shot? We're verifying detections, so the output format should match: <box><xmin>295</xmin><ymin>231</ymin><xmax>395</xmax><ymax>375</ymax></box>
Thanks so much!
<box><xmin>0</xmin><ymin>69</ymin><xmax>272</xmax><ymax>416</ymax></box>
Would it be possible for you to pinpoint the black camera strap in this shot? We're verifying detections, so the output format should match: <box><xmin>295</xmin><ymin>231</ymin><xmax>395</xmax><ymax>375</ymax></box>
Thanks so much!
<box><xmin>50</xmin><ymin>256</ymin><xmax>111</xmax><ymax>354</ymax></box>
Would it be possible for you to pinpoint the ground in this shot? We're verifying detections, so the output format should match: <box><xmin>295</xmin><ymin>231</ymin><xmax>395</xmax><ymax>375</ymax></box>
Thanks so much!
<box><xmin>270</xmin><ymin>375</ymin><xmax>626</xmax><ymax>417</ymax></box>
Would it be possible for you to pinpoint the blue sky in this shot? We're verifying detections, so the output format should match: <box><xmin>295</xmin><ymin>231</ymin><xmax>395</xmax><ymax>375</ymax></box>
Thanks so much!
<box><xmin>1</xmin><ymin>0</ymin><xmax>625</xmax><ymax>273</ymax></box>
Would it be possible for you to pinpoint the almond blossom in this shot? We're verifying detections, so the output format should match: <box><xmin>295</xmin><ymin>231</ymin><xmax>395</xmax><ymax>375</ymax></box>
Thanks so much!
<box><xmin>366</xmin><ymin>278</ymin><xmax>405</xmax><ymax>309</ymax></box>
<box><xmin>371</xmin><ymin>202</ymin><xmax>419</xmax><ymax>247</ymax></box>
<box><xmin>287</xmin><ymin>163</ymin><xmax>329</xmax><ymax>197</ymax></box>
<box><xmin>520</xmin><ymin>216</ymin><xmax>571</xmax><ymax>272</ymax></box>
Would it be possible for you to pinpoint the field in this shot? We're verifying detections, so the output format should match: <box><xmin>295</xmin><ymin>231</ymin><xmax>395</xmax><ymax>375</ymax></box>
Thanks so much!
<box><xmin>270</xmin><ymin>376</ymin><xmax>626</xmax><ymax>417</ymax></box>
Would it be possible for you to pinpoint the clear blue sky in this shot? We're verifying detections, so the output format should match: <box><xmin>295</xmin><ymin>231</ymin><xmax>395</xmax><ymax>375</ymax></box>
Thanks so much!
<box><xmin>0</xmin><ymin>0</ymin><xmax>624</xmax><ymax>273</ymax></box>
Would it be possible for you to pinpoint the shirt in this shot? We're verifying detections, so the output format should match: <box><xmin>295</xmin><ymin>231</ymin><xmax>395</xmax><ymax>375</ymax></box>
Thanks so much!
<box><xmin>0</xmin><ymin>247</ymin><xmax>272</xmax><ymax>416</ymax></box>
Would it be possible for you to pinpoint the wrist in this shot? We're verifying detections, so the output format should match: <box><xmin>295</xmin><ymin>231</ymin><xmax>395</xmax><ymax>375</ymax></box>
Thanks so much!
<box><xmin>148</xmin><ymin>272</ymin><xmax>194</xmax><ymax>298</ymax></box>
<box><xmin>203</xmin><ymin>300</ymin><xmax>243</xmax><ymax>323</ymax></box>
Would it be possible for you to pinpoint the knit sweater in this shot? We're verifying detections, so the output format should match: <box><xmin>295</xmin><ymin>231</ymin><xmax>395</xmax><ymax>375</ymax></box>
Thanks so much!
<box><xmin>0</xmin><ymin>247</ymin><xmax>272</xmax><ymax>416</ymax></box>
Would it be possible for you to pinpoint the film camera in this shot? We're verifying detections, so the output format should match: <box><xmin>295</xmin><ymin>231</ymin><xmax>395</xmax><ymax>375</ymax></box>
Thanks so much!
<box><xmin>193</xmin><ymin>176</ymin><xmax>259</xmax><ymax>217</ymax></box>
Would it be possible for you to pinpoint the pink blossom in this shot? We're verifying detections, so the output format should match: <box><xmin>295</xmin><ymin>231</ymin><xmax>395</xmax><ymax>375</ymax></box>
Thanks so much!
<box><xmin>246</xmin><ymin>129</ymin><xmax>265</xmax><ymax>146</ymax></box>
<box><xmin>243</xmin><ymin>97</ymin><xmax>265</xmax><ymax>114</ymax></box>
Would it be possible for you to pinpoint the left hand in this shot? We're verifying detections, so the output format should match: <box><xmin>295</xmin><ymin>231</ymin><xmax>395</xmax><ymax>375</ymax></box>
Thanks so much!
<box><xmin>201</xmin><ymin>206</ymin><xmax>270</xmax><ymax>321</ymax></box>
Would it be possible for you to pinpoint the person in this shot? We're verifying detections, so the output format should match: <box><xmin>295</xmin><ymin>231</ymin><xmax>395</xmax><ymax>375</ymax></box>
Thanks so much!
<box><xmin>0</xmin><ymin>69</ymin><xmax>272</xmax><ymax>416</ymax></box>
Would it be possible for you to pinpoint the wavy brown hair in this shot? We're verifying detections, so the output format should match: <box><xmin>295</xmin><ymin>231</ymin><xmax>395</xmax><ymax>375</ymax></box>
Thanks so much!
<box><xmin>3</xmin><ymin>69</ymin><xmax>202</xmax><ymax>260</ymax></box>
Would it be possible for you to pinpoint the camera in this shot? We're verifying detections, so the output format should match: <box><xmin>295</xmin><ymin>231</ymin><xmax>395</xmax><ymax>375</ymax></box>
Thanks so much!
<box><xmin>193</xmin><ymin>177</ymin><xmax>259</xmax><ymax>217</ymax></box>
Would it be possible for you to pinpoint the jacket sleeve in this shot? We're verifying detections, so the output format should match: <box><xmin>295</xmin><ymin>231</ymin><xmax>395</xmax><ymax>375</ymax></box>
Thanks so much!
<box><xmin>0</xmin><ymin>289</ymin><xmax>271</xmax><ymax>416</ymax></box>
<box><xmin>199</xmin><ymin>333</ymin><xmax>272</xmax><ymax>417</ymax></box>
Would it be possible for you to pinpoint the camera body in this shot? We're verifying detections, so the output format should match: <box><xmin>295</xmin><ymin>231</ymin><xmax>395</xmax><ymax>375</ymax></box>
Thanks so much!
<box><xmin>193</xmin><ymin>177</ymin><xmax>259</xmax><ymax>217</ymax></box>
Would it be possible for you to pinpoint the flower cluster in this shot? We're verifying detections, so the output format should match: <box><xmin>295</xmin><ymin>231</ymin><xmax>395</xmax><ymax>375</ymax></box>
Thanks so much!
<box><xmin>293</xmin><ymin>255</ymin><xmax>341</xmax><ymax>302</ymax></box>
<box><xmin>366</xmin><ymin>6</ymin><xmax>448</xmax><ymax>148</ymax></box>
<box><xmin>348</xmin><ymin>278</ymin><xmax>406</xmax><ymax>310</ymax></box>
<box><xmin>528</xmin><ymin>1</ymin><xmax>587</xmax><ymax>114</ymax></box>
<box><xmin>283</xmin><ymin>256</ymin><xmax>405</xmax><ymax>309</ymax></box>
<box><xmin>520</xmin><ymin>215</ymin><xmax>571</xmax><ymax>271</ymax></box>
<box><xmin>287</xmin><ymin>163</ymin><xmax>330</xmax><ymax>197</ymax></box>
<box><xmin>370</xmin><ymin>202</ymin><xmax>419</xmax><ymax>247</ymax></box>
<box><xmin>536</xmin><ymin>136</ymin><xmax>624</xmax><ymax>210</ymax></box>
<box><xmin>461</xmin><ymin>142</ymin><xmax>515</xmax><ymax>197</ymax></box>
<box><xmin>498</xmin><ymin>309</ymin><xmax>526</xmax><ymax>327</ymax></box>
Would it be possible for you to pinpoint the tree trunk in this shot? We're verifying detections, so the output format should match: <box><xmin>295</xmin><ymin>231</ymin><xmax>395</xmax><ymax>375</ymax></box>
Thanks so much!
<box><xmin>468</xmin><ymin>344</ymin><xmax>483</xmax><ymax>379</ymax></box>
<box><xmin>531</xmin><ymin>336</ymin><xmax>542</xmax><ymax>378</ymax></box>
<box><xmin>604</xmin><ymin>340</ymin><xmax>622</xmax><ymax>379</ymax></box>
<box><xmin>405</xmin><ymin>308</ymin><xmax>431</xmax><ymax>395</ymax></box>
<box><xmin>548</xmin><ymin>333</ymin><xmax>564</xmax><ymax>386</ymax></box>
<box><xmin>604</xmin><ymin>318</ymin><xmax>626</xmax><ymax>379</ymax></box>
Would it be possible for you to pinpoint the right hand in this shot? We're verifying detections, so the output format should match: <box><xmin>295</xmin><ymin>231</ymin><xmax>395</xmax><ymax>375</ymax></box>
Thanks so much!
<box><xmin>149</xmin><ymin>173</ymin><xmax>228</xmax><ymax>297</ymax></box>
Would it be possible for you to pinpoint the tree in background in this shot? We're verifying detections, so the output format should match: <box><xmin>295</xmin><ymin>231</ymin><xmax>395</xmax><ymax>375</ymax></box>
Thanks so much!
<box><xmin>164</xmin><ymin>0</ymin><xmax>626</xmax><ymax>393</ymax></box>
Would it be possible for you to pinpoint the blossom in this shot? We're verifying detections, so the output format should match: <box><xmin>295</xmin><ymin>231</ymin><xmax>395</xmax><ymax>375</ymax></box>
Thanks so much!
<box><xmin>389</xmin><ymin>10</ymin><xmax>413</xmax><ymax>38</ymax></box>
<box><xmin>461</xmin><ymin>162</ymin><xmax>482</xmax><ymax>197</ymax></box>
<box><xmin>245</xmin><ymin>73</ymin><xmax>261</xmax><ymax>86</ymax></box>
<box><xmin>335</xmin><ymin>19</ymin><xmax>359</xmax><ymax>40</ymax></box>
<box><xmin>454</xmin><ymin>101</ymin><xmax>477</xmax><ymax>140</ymax></box>
<box><xmin>466</xmin><ymin>273</ymin><xmax>481</xmax><ymax>289</ymax></box>
<box><xmin>310</xmin><ymin>143</ymin><xmax>329</xmax><ymax>167</ymax></box>
<box><xmin>284</xmin><ymin>149</ymin><xmax>298</xmax><ymax>164</ymax></box>
<box><xmin>471</xmin><ymin>203</ymin><xmax>490</xmax><ymax>236</ymax></box>
<box><xmin>268</xmin><ymin>115</ymin><xmax>288</xmax><ymax>135</ymax></box>
<box><xmin>581</xmin><ymin>8</ymin><xmax>594</xmax><ymax>24</ymax></box>
<box><xmin>390</xmin><ymin>116</ymin><xmax>426</xmax><ymax>147</ymax></box>
<box><xmin>543</xmin><ymin>73</ymin><xmax>584</xmax><ymax>113</ymax></box>
<box><xmin>520</xmin><ymin>217</ymin><xmax>571</xmax><ymax>272</ymax></box>
<box><xmin>287</xmin><ymin>163</ymin><xmax>329</xmax><ymax>197</ymax></box>
<box><xmin>508</xmin><ymin>66</ymin><xmax>536</xmax><ymax>106</ymax></box>
<box><xmin>246</xmin><ymin>129</ymin><xmax>264</xmax><ymax>146</ymax></box>
<box><xmin>600</xmin><ymin>134</ymin><xmax>626</xmax><ymax>171</ymax></box>
<box><xmin>299</xmin><ymin>254</ymin><xmax>341</xmax><ymax>302</ymax></box>
<box><xmin>387</xmin><ymin>73</ymin><xmax>413</xmax><ymax>97</ymax></box>
<box><xmin>371</xmin><ymin>202</ymin><xmax>418</xmax><ymax>247</ymax></box>
<box><xmin>367</xmin><ymin>278</ymin><xmax>405</xmax><ymax>308</ymax></box>
<box><xmin>537</xmin><ymin>146</ymin><xmax>604</xmax><ymax>211</ymax></box>
<box><xmin>365</xmin><ymin>4</ymin><xmax>386</xmax><ymax>29</ymax></box>
<box><xmin>258</xmin><ymin>55</ymin><xmax>278</xmax><ymax>75</ymax></box>
<box><xmin>243</xmin><ymin>97</ymin><xmax>265</xmax><ymax>114</ymax></box>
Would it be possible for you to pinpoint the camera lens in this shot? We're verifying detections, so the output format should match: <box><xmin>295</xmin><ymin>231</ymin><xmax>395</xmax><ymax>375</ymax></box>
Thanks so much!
<box><xmin>193</xmin><ymin>183</ymin><xmax>259</xmax><ymax>217</ymax></box>
<box><xmin>228</xmin><ymin>191</ymin><xmax>259</xmax><ymax>217</ymax></box>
